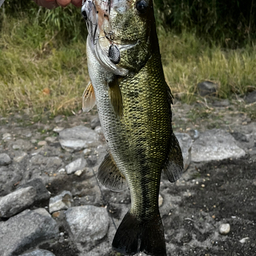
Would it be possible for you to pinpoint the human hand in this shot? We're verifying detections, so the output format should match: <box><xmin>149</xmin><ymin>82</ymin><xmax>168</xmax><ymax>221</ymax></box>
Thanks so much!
<box><xmin>33</xmin><ymin>0</ymin><xmax>82</xmax><ymax>9</ymax></box>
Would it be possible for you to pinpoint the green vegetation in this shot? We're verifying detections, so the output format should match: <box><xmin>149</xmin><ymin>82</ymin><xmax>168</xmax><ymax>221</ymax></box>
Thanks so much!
<box><xmin>0</xmin><ymin>1</ymin><xmax>255</xmax><ymax>117</ymax></box>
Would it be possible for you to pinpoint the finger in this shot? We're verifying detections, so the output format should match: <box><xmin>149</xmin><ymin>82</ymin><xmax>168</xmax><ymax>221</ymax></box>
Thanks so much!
<box><xmin>56</xmin><ymin>0</ymin><xmax>71</xmax><ymax>7</ymax></box>
<box><xmin>71</xmin><ymin>0</ymin><xmax>83</xmax><ymax>7</ymax></box>
<box><xmin>33</xmin><ymin>0</ymin><xmax>58</xmax><ymax>9</ymax></box>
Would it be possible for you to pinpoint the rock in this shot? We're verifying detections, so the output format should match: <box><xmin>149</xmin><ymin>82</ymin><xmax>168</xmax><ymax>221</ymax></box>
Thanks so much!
<box><xmin>239</xmin><ymin>237</ymin><xmax>250</xmax><ymax>243</ymax></box>
<box><xmin>65</xmin><ymin>158</ymin><xmax>87</xmax><ymax>174</ymax></box>
<box><xmin>38</xmin><ymin>141</ymin><xmax>47</xmax><ymax>146</ymax></box>
<box><xmin>2</xmin><ymin>133</ymin><xmax>12</xmax><ymax>141</ymax></box>
<box><xmin>191</xmin><ymin>129</ymin><xmax>246</xmax><ymax>162</ymax></box>
<box><xmin>18</xmin><ymin>178</ymin><xmax>51</xmax><ymax>203</ymax></box>
<box><xmin>30</xmin><ymin>155</ymin><xmax>62</xmax><ymax>169</ymax></box>
<box><xmin>0</xmin><ymin>153</ymin><xmax>11</xmax><ymax>166</ymax></box>
<box><xmin>49</xmin><ymin>190</ymin><xmax>73</xmax><ymax>213</ymax></box>
<box><xmin>53</xmin><ymin>126</ymin><xmax>64</xmax><ymax>133</ymax></box>
<box><xmin>231</xmin><ymin>131</ymin><xmax>254</xmax><ymax>150</ymax></box>
<box><xmin>21</xmin><ymin>249</ymin><xmax>56</xmax><ymax>256</ymax></box>
<box><xmin>219</xmin><ymin>223</ymin><xmax>231</xmax><ymax>235</ymax></box>
<box><xmin>59</xmin><ymin>125</ymin><xmax>100</xmax><ymax>152</ymax></box>
<box><xmin>197</xmin><ymin>81</ymin><xmax>218</xmax><ymax>97</ymax></box>
<box><xmin>212</xmin><ymin>99</ymin><xmax>230</xmax><ymax>107</ymax></box>
<box><xmin>65</xmin><ymin>205</ymin><xmax>109</xmax><ymax>243</ymax></box>
<box><xmin>175</xmin><ymin>133</ymin><xmax>193</xmax><ymax>170</ymax></box>
<box><xmin>0</xmin><ymin>186</ymin><xmax>37</xmax><ymax>218</ymax></box>
<box><xmin>45</xmin><ymin>137</ymin><xmax>57</xmax><ymax>143</ymax></box>
<box><xmin>75</xmin><ymin>170</ymin><xmax>83</xmax><ymax>176</ymax></box>
<box><xmin>13</xmin><ymin>151</ymin><xmax>28</xmax><ymax>162</ymax></box>
<box><xmin>158</xmin><ymin>194</ymin><xmax>163</xmax><ymax>207</ymax></box>
<box><xmin>245</xmin><ymin>90</ymin><xmax>256</xmax><ymax>104</ymax></box>
<box><xmin>0</xmin><ymin>208</ymin><xmax>58</xmax><ymax>256</ymax></box>
<box><xmin>12</xmin><ymin>139</ymin><xmax>33</xmax><ymax>151</ymax></box>
<box><xmin>90</xmin><ymin>116</ymin><xmax>101</xmax><ymax>129</ymax></box>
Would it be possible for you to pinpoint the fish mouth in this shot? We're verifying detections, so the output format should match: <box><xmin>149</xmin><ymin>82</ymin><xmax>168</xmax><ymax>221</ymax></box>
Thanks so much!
<box><xmin>82</xmin><ymin>0</ymin><xmax>135</xmax><ymax>76</ymax></box>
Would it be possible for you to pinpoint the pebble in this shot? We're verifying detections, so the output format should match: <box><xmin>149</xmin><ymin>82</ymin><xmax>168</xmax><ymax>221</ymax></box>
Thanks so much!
<box><xmin>65</xmin><ymin>205</ymin><xmax>109</xmax><ymax>243</ymax></box>
<box><xmin>219</xmin><ymin>223</ymin><xmax>231</xmax><ymax>235</ymax></box>
<box><xmin>2</xmin><ymin>133</ymin><xmax>12</xmax><ymax>141</ymax></box>
<box><xmin>75</xmin><ymin>169</ymin><xmax>83</xmax><ymax>176</ymax></box>
<box><xmin>49</xmin><ymin>190</ymin><xmax>73</xmax><ymax>213</ymax></box>
<box><xmin>0</xmin><ymin>153</ymin><xmax>12</xmax><ymax>166</ymax></box>
<box><xmin>65</xmin><ymin>158</ymin><xmax>87</xmax><ymax>174</ymax></box>
<box><xmin>53</xmin><ymin>126</ymin><xmax>64</xmax><ymax>133</ymax></box>
<box><xmin>158</xmin><ymin>194</ymin><xmax>163</xmax><ymax>207</ymax></box>
<box><xmin>0</xmin><ymin>186</ymin><xmax>37</xmax><ymax>218</ymax></box>
<box><xmin>239</xmin><ymin>237</ymin><xmax>250</xmax><ymax>243</ymax></box>
<box><xmin>37</xmin><ymin>141</ymin><xmax>47</xmax><ymax>146</ymax></box>
<box><xmin>13</xmin><ymin>152</ymin><xmax>28</xmax><ymax>162</ymax></box>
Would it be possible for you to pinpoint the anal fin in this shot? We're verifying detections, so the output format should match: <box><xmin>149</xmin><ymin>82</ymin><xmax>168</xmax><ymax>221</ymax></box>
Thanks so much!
<box><xmin>164</xmin><ymin>133</ymin><xmax>184</xmax><ymax>182</ymax></box>
<box><xmin>82</xmin><ymin>81</ymin><xmax>96</xmax><ymax>112</ymax></box>
<box><xmin>97</xmin><ymin>153</ymin><xmax>127</xmax><ymax>191</ymax></box>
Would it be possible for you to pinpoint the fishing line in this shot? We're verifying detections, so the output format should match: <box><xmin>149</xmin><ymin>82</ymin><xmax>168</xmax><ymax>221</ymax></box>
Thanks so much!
<box><xmin>92</xmin><ymin>167</ymin><xmax>118</xmax><ymax>231</ymax></box>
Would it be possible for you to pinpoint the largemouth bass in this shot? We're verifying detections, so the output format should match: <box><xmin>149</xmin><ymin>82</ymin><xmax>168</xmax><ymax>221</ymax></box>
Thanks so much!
<box><xmin>81</xmin><ymin>0</ymin><xmax>183</xmax><ymax>255</ymax></box>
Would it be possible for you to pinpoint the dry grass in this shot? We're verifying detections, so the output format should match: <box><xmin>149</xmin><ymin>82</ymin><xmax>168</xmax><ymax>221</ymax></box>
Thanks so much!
<box><xmin>0</xmin><ymin>16</ymin><xmax>255</xmax><ymax>116</ymax></box>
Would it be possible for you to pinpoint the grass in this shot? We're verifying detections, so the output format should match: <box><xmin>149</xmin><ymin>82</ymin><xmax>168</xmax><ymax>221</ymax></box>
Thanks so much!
<box><xmin>0</xmin><ymin>11</ymin><xmax>255</xmax><ymax>118</ymax></box>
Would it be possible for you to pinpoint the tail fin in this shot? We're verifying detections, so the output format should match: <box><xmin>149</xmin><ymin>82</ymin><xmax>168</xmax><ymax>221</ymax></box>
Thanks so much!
<box><xmin>112</xmin><ymin>212</ymin><xmax>167</xmax><ymax>256</ymax></box>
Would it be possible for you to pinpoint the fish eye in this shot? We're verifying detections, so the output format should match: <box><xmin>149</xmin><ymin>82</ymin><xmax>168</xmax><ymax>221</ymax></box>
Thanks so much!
<box><xmin>136</xmin><ymin>0</ymin><xmax>148</xmax><ymax>14</ymax></box>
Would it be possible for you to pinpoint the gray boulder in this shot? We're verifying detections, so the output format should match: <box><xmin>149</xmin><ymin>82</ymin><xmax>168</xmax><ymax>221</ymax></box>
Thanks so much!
<box><xmin>0</xmin><ymin>208</ymin><xmax>58</xmax><ymax>256</ymax></box>
<box><xmin>197</xmin><ymin>81</ymin><xmax>218</xmax><ymax>97</ymax></box>
<box><xmin>0</xmin><ymin>153</ymin><xmax>11</xmax><ymax>166</ymax></box>
<box><xmin>59</xmin><ymin>125</ymin><xmax>100</xmax><ymax>152</ymax></box>
<box><xmin>191</xmin><ymin>129</ymin><xmax>246</xmax><ymax>162</ymax></box>
<box><xmin>245</xmin><ymin>90</ymin><xmax>256</xmax><ymax>104</ymax></box>
<box><xmin>65</xmin><ymin>205</ymin><xmax>109</xmax><ymax>244</ymax></box>
<box><xmin>21</xmin><ymin>249</ymin><xmax>56</xmax><ymax>256</ymax></box>
<box><xmin>0</xmin><ymin>187</ymin><xmax>37</xmax><ymax>218</ymax></box>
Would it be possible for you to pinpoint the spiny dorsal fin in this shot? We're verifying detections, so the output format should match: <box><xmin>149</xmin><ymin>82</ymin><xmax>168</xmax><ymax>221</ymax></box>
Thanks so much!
<box><xmin>108</xmin><ymin>76</ymin><xmax>123</xmax><ymax>117</ymax></box>
<box><xmin>82</xmin><ymin>81</ymin><xmax>96</xmax><ymax>112</ymax></box>
<box><xmin>163</xmin><ymin>134</ymin><xmax>184</xmax><ymax>182</ymax></box>
<box><xmin>97</xmin><ymin>153</ymin><xmax>128</xmax><ymax>191</ymax></box>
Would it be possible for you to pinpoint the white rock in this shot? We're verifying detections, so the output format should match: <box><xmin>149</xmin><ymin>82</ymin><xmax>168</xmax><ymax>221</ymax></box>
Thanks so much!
<box><xmin>49</xmin><ymin>191</ymin><xmax>73</xmax><ymax>213</ymax></box>
<box><xmin>2</xmin><ymin>133</ymin><xmax>11</xmax><ymax>141</ymax></box>
<box><xmin>219</xmin><ymin>223</ymin><xmax>230</xmax><ymax>235</ymax></box>
<box><xmin>37</xmin><ymin>141</ymin><xmax>47</xmax><ymax>146</ymax></box>
<box><xmin>53</xmin><ymin>126</ymin><xmax>64</xmax><ymax>133</ymax></box>
<box><xmin>13</xmin><ymin>152</ymin><xmax>28</xmax><ymax>162</ymax></box>
<box><xmin>192</xmin><ymin>129</ymin><xmax>246</xmax><ymax>162</ymax></box>
<box><xmin>65</xmin><ymin>205</ymin><xmax>109</xmax><ymax>243</ymax></box>
<box><xmin>75</xmin><ymin>170</ymin><xmax>83</xmax><ymax>176</ymax></box>
<box><xmin>239</xmin><ymin>237</ymin><xmax>249</xmax><ymax>243</ymax></box>
<box><xmin>65</xmin><ymin>158</ymin><xmax>87</xmax><ymax>174</ymax></box>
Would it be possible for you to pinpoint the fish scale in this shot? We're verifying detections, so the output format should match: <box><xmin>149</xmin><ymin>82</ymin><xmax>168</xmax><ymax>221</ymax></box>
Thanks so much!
<box><xmin>83</xmin><ymin>0</ymin><xmax>184</xmax><ymax>255</ymax></box>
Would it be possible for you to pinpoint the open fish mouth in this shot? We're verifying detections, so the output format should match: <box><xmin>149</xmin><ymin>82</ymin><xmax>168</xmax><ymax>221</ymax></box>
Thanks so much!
<box><xmin>82</xmin><ymin>0</ymin><xmax>135</xmax><ymax>76</ymax></box>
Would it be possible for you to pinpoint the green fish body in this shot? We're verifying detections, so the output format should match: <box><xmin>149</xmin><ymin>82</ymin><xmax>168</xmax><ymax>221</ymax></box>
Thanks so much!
<box><xmin>82</xmin><ymin>1</ymin><xmax>183</xmax><ymax>255</ymax></box>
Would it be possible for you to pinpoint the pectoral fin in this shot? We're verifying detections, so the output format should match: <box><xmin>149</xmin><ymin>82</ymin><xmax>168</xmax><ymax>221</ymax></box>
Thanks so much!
<box><xmin>163</xmin><ymin>134</ymin><xmax>184</xmax><ymax>182</ymax></box>
<box><xmin>108</xmin><ymin>76</ymin><xmax>123</xmax><ymax>117</ymax></box>
<box><xmin>82</xmin><ymin>81</ymin><xmax>96</xmax><ymax>112</ymax></box>
<box><xmin>97</xmin><ymin>153</ymin><xmax>128</xmax><ymax>191</ymax></box>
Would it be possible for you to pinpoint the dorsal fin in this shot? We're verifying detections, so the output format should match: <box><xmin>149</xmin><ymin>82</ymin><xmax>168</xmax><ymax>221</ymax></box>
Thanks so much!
<box><xmin>163</xmin><ymin>134</ymin><xmax>184</xmax><ymax>182</ymax></box>
<box><xmin>82</xmin><ymin>81</ymin><xmax>96</xmax><ymax>112</ymax></box>
<box><xmin>108</xmin><ymin>76</ymin><xmax>123</xmax><ymax>117</ymax></box>
<box><xmin>97</xmin><ymin>153</ymin><xmax>128</xmax><ymax>191</ymax></box>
